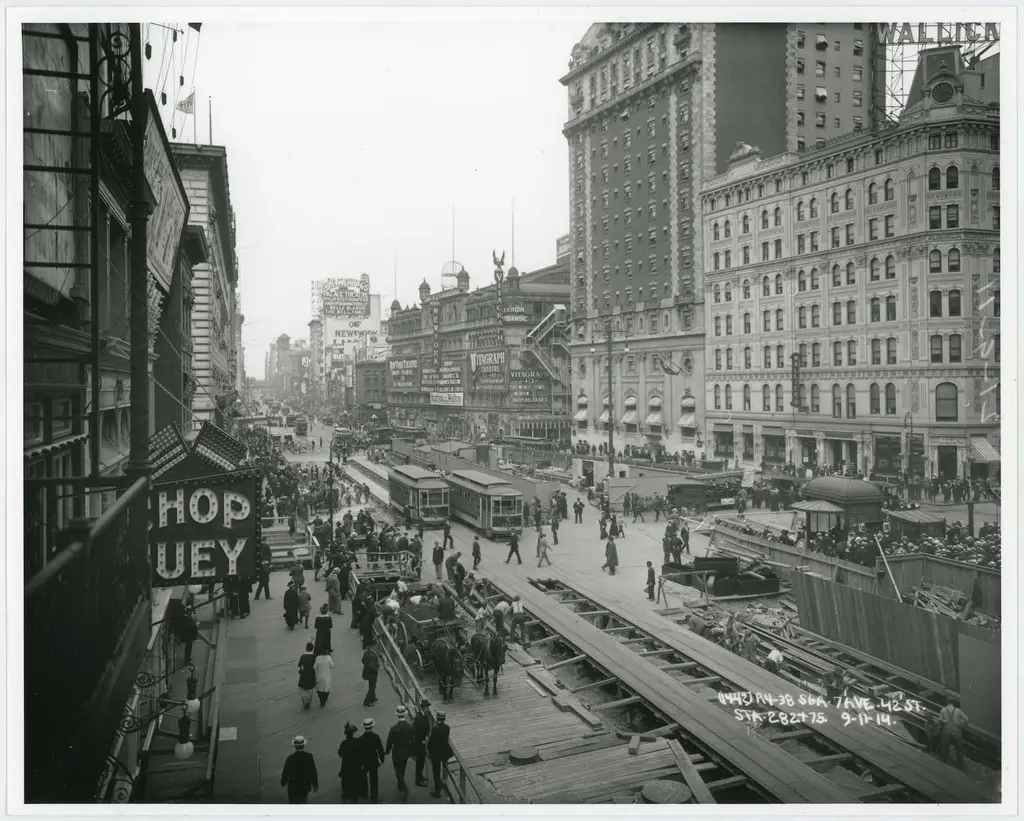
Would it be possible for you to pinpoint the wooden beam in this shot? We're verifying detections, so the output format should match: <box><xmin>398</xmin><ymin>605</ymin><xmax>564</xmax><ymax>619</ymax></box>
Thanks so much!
<box><xmin>803</xmin><ymin>753</ymin><xmax>853</xmax><ymax>767</ymax></box>
<box><xmin>638</xmin><ymin>648</ymin><xmax>675</xmax><ymax>657</ymax></box>
<box><xmin>620</xmin><ymin>637</ymin><xmax>651</xmax><ymax>646</ymax></box>
<box><xmin>628</xmin><ymin>735</ymin><xmax>641</xmax><ymax>756</ymax></box>
<box><xmin>570</xmin><ymin>676</ymin><xmax>617</xmax><ymax>694</ymax></box>
<box><xmin>602</xmin><ymin>625</ymin><xmax>635</xmax><ymax>634</ymax></box>
<box><xmin>577</xmin><ymin>609</ymin><xmax>611</xmax><ymax>618</ymax></box>
<box><xmin>704</xmin><ymin>775</ymin><xmax>748</xmax><ymax>792</ymax></box>
<box><xmin>668</xmin><ymin>739</ymin><xmax>717</xmax><ymax>804</ymax></box>
<box><xmin>615</xmin><ymin>723</ymin><xmax>681</xmax><ymax>742</ymax></box>
<box><xmin>679</xmin><ymin>675</ymin><xmax>721</xmax><ymax>687</ymax></box>
<box><xmin>770</xmin><ymin>728</ymin><xmax>814</xmax><ymax>742</ymax></box>
<box><xmin>558</xmin><ymin>597</ymin><xmax>592</xmax><ymax>605</ymax></box>
<box><xmin>547</xmin><ymin>653</ymin><xmax>586</xmax><ymax>671</ymax></box>
<box><xmin>527</xmin><ymin>634</ymin><xmax>561</xmax><ymax>648</ymax></box>
<box><xmin>591</xmin><ymin>695</ymin><xmax>642</xmax><ymax>712</ymax></box>
<box><xmin>656</xmin><ymin>661</ymin><xmax>700</xmax><ymax>672</ymax></box>
<box><xmin>858</xmin><ymin>783</ymin><xmax>907</xmax><ymax>801</ymax></box>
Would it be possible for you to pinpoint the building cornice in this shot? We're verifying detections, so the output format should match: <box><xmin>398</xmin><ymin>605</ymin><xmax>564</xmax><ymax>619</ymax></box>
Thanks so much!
<box><xmin>560</xmin><ymin>23</ymin><xmax>661</xmax><ymax>86</ymax></box>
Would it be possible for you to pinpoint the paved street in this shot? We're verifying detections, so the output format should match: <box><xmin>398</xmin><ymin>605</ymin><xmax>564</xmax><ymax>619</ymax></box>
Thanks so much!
<box><xmin>212</xmin><ymin>558</ymin><xmax>445</xmax><ymax>805</ymax></box>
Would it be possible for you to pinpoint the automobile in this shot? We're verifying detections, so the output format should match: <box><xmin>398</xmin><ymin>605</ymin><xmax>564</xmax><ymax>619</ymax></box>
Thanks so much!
<box><xmin>323</xmin><ymin>416</ymin><xmax>334</xmax><ymax>427</ymax></box>
<box><xmin>268</xmin><ymin>543</ymin><xmax>314</xmax><ymax>570</ymax></box>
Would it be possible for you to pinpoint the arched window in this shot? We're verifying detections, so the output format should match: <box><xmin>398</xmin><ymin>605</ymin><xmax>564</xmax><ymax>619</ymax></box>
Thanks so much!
<box><xmin>775</xmin><ymin>384</ymin><xmax>784</xmax><ymax>412</ymax></box>
<box><xmin>724</xmin><ymin>283</ymin><xmax>732</xmax><ymax>302</ymax></box>
<box><xmin>946</xmin><ymin>165</ymin><xmax>959</xmax><ymax>189</ymax></box>
<box><xmin>885</xmin><ymin>383</ymin><xmax>896</xmax><ymax>415</ymax></box>
<box><xmin>810</xmin><ymin>267</ymin><xmax>819</xmax><ymax>289</ymax></box>
<box><xmin>774</xmin><ymin>207</ymin><xmax>782</xmax><ymax>226</ymax></box>
<box><xmin>713</xmin><ymin>223</ymin><xmax>721</xmax><ymax>241</ymax></box>
<box><xmin>809</xmin><ymin>198</ymin><xmax>818</xmax><ymax>217</ymax></box>
<box><xmin>928</xmin><ymin>167</ymin><xmax>942</xmax><ymax>190</ymax></box>
<box><xmin>992</xmin><ymin>166</ymin><xmax>1000</xmax><ymax>190</ymax></box>
<box><xmin>724</xmin><ymin>385</ymin><xmax>732</xmax><ymax>409</ymax></box>
<box><xmin>775</xmin><ymin>274</ymin><xmax>783</xmax><ymax>294</ymax></box>
<box><xmin>762</xmin><ymin>384</ymin><xmax>771</xmax><ymax>411</ymax></box>
<box><xmin>832</xmin><ymin>384</ymin><xmax>842</xmax><ymax>418</ymax></box>
<box><xmin>845</xmin><ymin>188</ymin><xmax>854</xmax><ymax>210</ymax></box>
<box><xmin>796</xmin><ymin>201</ymin><xmax>805</xmax><ymax>221</ymax></box>
<box><xmin>870</xmin><ymin>257</ymin><xmax>880</xmax><ymax>280</ymax></box>
<box><xmin>762</xmin><ymin>276</ymin><xmax>771</xmax><ymax>296</ymax></box>
<box><xmin>846</xmin><ymin>383</ymin><xmax>856</xmax><ymax>418</ymax></box>
<box><xmin>868</xmin><ymin>182</ymin><xmax>878</xmax><ymax>204</ymax></box>
<box><xmin>884</xmin><ymin>178</ymin><xmax>894</xmax><ymax>201</ymax></box>
<box><xmin>831</xmin><ymin>264</ymin><xmax>842</xmax><ymax>287</ymax></box>
<box><xmin>929</xmin><ymin>249</ymin><xmax>942</xmax><ymax>273</ymax></box>
<box><xmin>761</xmin><ymin>210</ymin><xmax>770</xmax><ymax>229</ymax></box>
<box><xmin>830</xmin><ymin>192</ymin><xmax>839</xmax><ymax>213</ymax></box>
<box><xmin>798</xmin><ymin>270</ymin><xmax>807</xmax><ymax>291</ymax></box>
<box><xmin>714</xmin><ymin>385</ymin><xmax>721</xmax><ymax>409</ymax></box>
<box><xmin>885</xmin><ymin>254</ymin><xmax>896</xmax><ymax>278</ymax></box>
<box><xmin>846</xmin><ymin>261</ymin><xmax>856</xmax><ymax>284</ymax></box>
<box><xmin>948</xmin><ymin>248</ymin><xmax>961</xmax><ymax>272</ymax></box>
<box><xmin>811</xmin><ymin>384</ymin><xmax>820</xmax><ymax>412</ymax></box>
<box><xmin>724</xmin><ymin>220</ymin><xmax>731</xmax><ymax>238</ymax></box>
<box><xmin>742</xmin><ymin>279</ymin><xmax>750</xmax><ymax>299</ymax></box>
<box><xmin>713</xmin><ymin>284</ymin><xmax>721</xmax><ymax>303</ymax></box>
<box><xmin>935</xmin><ymin>382</ymin><xmax>958</xmax><ymax>421</ymax></box>
<box><xmin>869</xmin><ymin>383</ymin><xmax>881</xmax><ymax>414</ymax></box>
<box><xmin>743</xmin><ymin>384</ymin><xmax>751</xmax><ymax>410</ymax></box>
<box><xmin>742</xmin><ymin>214</ymin><xmax>750</xmax><ymax>233</ymax></box>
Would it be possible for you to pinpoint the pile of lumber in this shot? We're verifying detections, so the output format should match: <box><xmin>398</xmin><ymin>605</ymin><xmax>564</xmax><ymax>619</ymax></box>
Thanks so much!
<box><xmin>906</xmin><ymin>582</ymin><xmax>1001</xmax><ymax>630</ymax></box>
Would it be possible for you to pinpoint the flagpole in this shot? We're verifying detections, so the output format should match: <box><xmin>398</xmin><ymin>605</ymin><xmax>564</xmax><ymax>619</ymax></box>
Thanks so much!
<box><xmin>193</xmin><ymin>92</ymin><xmax>197</xmax><ymax>145</ymax></box>
<box><xmin>208</xmin><ymin>96</ymin><xmax>213</xmax><ymax>145</ymax></box>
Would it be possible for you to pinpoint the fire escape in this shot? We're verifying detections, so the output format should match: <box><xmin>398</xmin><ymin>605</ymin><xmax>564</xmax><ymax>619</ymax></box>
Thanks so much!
<box><xmin>521</xmin><ymin>304</ymin><xmax>571</xmax><ymax>403</ymax></box>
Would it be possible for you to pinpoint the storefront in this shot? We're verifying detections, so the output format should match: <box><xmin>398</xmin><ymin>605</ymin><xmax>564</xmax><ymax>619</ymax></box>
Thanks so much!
<box><xmin>824</xmin><ymin>431</ymin><xmax>858</xmax><ymax>470</ymax></box>
<box><xmin>619</xmin><ymin>395</ymin><xmax>639</xmax><ymax>434</ymax></box>
<box><xmin>762</xmin><ymin>427</ymin><xmax>786</xmax><ymax>466</ymax></box>
<box><xmin>740</xmin><ymin>426</ymin><xmax>753</xmax><ymax>461</ymax></box>
<box><xmin>969</xmin><ymin>436</ymin><xmax>1000</xmax><ymax>481</ymax></box>
<box><xmin>713</xmin><ymin>424</ymin><xmax>734</xmax><ymax>459</ymax></box>
<box><xmin>796</xmin><ymin>431</ymin><xmax>817</xmax><ymax>466</ymax></box>
<box><xmin>872</xmin><ymin>434</ymin><xmax>902</xmax><ymax>477</ymax></box>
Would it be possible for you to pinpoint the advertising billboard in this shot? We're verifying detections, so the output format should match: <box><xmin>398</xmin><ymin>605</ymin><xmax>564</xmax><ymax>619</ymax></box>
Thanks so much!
<box><xmin>430</xmin><ymin>391</ymin><xmax>464</xmax><ymax>407</ymax></box>
<box><xmin>150</xmin><ymin>472</ymin><xmax>260</xmax><ymax>586</ymax></box>
<box><xmin>314</xmin><ymin>274</ymin><xmax>371</xmax><ymax>318</ymax></box>
<box><xmin>510</xmin><ymin>368</ymin><xmax>551</xmax><ymax>406</ymax></box>
<box><xmin>421</xmin><ymin>356</ymin><xmax>464</xmax><ymax>393</ymax></box>
<box><xmin>389</xmin><ymin>357</ymin><xmax>420</xmax><ymax>390</ymax></box>
<box><xmin>469</xmin><ymin>350</ymin><xmax>507</xmax><ymax>389</ymax></box>
<box><xmin>143</xmin><ymin>91</ymin><xmax>189</xmax><ymax>291</ymax></box>
<box><xmin>500</xmin><ymin>303</ymin><xmax>532</xmax><ymax>324</ymax></box>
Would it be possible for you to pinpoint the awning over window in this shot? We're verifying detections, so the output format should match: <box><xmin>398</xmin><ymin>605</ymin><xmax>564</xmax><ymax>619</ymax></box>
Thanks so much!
<box><xmin>645</xmin><ymin>412</ymin><xmax>663</xmax><ymax>427</ymax></box>
<box><xmin>677</xmin><ymin>411</ymin><xmax>696</xmax><ymax>428</ymax></box>
<box><xmin>620</xmin><ymin>410</ymin><xmax>639</xmax><ymax>425</ymax></box>
<box><xmin>971</xmin><ymin>438</ymin><xmax>1000</xmax><ymax>463</ymax></box>
<box><xmin>624</xmin><ymin>396</ymin><xmax>638</xmax><ymax>409</ymax></box>
<box><xmin>602</xmin><ymin>396</ymin><xmax>611</xmax><ymax>408</ymax></box>
<box><xmin>598</xmin><ymin>410</ymin><xmax>610</xmax><ymax>423</ymax></box>
<box><xmin>648</xmin><ymin>396</ymin><xmax>663</xmax><ymax>409</ymax></box>
<box><xmin>574</xmin><ymin>409</ymin><xmax>589</xmax><ymax>422</ymax></box>
<box><xmin>577</xmin><ymin>395</ymin><xmax>589</xmax><ymax>407</ymax></box>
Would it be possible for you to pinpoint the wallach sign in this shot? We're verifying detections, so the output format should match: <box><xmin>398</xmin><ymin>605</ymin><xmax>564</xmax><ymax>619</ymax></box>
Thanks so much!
<box><xmin>875</xmin><ymin>23</ymin><xmax>1000</xmax><ymax>45</ymax></box>
<box><xmin>149</xmin><ymin>473</ymin><xmax>260</xmax><ymax>586</ymax></box>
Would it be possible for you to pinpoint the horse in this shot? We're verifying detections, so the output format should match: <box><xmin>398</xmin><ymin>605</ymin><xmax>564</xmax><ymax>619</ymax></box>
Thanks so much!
<box><xmin>469</xmin><ymin>632</ymin><xmax>507</xmax><ymax>697</ymax></box>
<box><xmin>430</xmin><ymin>638</ymin><xmax>464</xmax><ymax>703</ymax></box>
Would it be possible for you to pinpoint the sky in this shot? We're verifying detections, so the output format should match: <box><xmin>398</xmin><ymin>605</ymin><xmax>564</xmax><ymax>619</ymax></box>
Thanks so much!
<box><xmin>143</xmin><ymin>19</ymin><xmax>583</xmax><ymax>378</ymax></box>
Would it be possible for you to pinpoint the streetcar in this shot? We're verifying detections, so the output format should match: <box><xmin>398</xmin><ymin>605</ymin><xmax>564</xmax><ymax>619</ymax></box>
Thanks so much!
<box><xmin>446</xmin><ymin>469</ymin><xmax>523</xmax><ymax>539</ymax></box>
<box><xmin>388</xmin><ymin>464</ymin><xmax>450</xmax><ymax>528</ymax></box>
<box><xmin>294</xmin><ymin>417</ymin><xmax>309</xmax><ymax>436</ymax></box>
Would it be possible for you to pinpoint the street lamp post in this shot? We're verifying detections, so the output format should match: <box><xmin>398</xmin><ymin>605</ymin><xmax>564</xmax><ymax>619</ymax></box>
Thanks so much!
<box><xmin>326</xmin><ymin>472</ymin><xmax>335</xmax><ymax>531</ymax></box>
<box><xmin>591</xmin><ymin>325</ymin><xmax>628</xmax><ymax>481</ymax></box>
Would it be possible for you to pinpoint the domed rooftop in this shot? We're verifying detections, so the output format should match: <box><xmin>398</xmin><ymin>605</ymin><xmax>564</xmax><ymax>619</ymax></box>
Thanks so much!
<box><xmin>507</xmin><ymin>266</ymin><xmax>520</xmax><ymax>278</ymax></box>
<box><xmin>418</xmin><ymin>279</ymin><xmax>431</xmax><ymax>294</ymax></box>
<box><xmin>390</xmin><ymin>298</ymin><xmax>401</xmax><ymax>311</ymax></box>
<box><xmin>802</xmin><ymin>476</ymin><xmax>885</xmax><ymax>506</ymax></box>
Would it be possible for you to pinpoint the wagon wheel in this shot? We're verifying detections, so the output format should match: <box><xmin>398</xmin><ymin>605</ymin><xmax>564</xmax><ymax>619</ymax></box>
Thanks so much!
<box><xmin>392</xmin><ymin>621</ymin><xmax>409</xmax><ymax>650</ymax></box>
<box><xmin>408</xmin><ymin>647</ymin><xmax>424</xmax><ymax>673</ymax></box>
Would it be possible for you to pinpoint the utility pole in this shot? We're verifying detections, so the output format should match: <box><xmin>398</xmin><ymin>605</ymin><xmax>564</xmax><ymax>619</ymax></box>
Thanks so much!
<box><xmin>592</xmin><ymin>323</ymin><xmax>628</xmax><ymax>481</ymax></box>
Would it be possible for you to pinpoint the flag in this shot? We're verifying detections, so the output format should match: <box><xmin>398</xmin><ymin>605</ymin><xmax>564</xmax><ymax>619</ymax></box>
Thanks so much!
<box><xmin>176</xmin><ymin>91</ymin><xmax>195</xmax><ymax>114</ymax></box>
<box><xmin>188</xmin><ymin>22</ymin><xmax>203</xmax><ymax>33</ymax></box>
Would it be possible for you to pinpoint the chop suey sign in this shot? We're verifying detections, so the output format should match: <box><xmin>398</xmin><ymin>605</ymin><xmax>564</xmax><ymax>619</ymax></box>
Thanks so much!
<box><xmin>149</xmin><ymin>475</ymin><xmax>259</xmax><ymax>585</ymax></box>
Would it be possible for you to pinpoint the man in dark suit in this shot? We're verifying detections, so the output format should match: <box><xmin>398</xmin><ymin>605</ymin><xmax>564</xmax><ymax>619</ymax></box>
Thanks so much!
<box><xmin>385</xmin><ymin>705</ymin><xmax>416</xmax><ymax>797</ymax></box>
<box><xmin>359</xmin><ymin>717</ymin><xmax>385</xmax><ymax>803</ymax></box>
<box><xmin>280</xmin><ymin>735</ymin><xmax>318</xmax><ymax>804</ymax></box>
<box><xmin>427</xmin><ymin>711</ymin><xmax>454</xmax><ymax>798</ymax></box>
<box><xmin>412</xmin><ymin>698</ymin><xmax>434</xmax><ymax>787</ymax></box>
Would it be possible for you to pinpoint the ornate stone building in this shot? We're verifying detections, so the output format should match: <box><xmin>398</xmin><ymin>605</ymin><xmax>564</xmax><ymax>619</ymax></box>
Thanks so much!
<box><xmin>700</xmin><ymin>45</ymin><xmax>1000</xmax><ymax>479</ymax></box>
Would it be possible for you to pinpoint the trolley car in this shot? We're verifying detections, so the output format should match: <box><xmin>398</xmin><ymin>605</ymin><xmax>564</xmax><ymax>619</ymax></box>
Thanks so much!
<box><xmin>387</xmin><ymin>464</ymin><xmax>450</xmax><ymax>528</ymax></box>
<box><xmin>447</xmin><ymin>469</ymin><xmax>523</xmax><ymax>539</ymax></box>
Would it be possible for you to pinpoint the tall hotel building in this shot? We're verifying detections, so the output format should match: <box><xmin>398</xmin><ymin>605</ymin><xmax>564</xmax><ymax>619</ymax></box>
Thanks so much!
<box><xmin>563</xmin><ymin>23</ymin><xmax>884</xmax><ymax>470</ymax></box>
<box><xmin>700</xmin><ymin>44</ymin><xmax>1000</xmax><ymax>479</ymax></box>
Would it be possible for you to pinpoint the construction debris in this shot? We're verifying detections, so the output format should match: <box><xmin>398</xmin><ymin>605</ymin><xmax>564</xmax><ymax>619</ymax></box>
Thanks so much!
<box><xmin>905</xmin><ymin>582</ymin><xmax>1001</xmax><ymax>630</ymax></box>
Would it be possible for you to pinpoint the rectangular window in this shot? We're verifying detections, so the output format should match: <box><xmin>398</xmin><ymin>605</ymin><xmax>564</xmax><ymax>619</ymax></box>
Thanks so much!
<box><xmin>946</xmin><ymin>205</ymin><xmax>959</xmax><ymax>229</ymax></box>
<box><xmin>853</xmin><ymin>65</ymin><xmax>863</xmax><ymax>81</ymax></box>
<box><xmin>993</xmin><ymin>206</ymin><xmax>1000</xmax><ymax>230</ymax></box>
<box><xmin>930</xmin><ymin>335</ymin><xmax>943</xmax><ymax>363</ymax></box>
<box><xmin>852</xmin><ymin>90</ymin><xmax>863</xmax><ymax>107</ymax></box>
<box><xmin>742</xmin><ymin>246</ymin><xmax>750</xmax><ymax>264</ymax></box>
<box><xmin>812</xmin><ymin>343</ymin><xmax>821</xmax><ymax>366</ymax></box>
<box><xmin>774</xmin><ymin>238</ymin><xmax>782</xmax><ymax>258</ymax></box>
<box><xmin>884</xmin><ymin>215</ymin><xmax>894</xmax><ymax>238</ymax></box>
<box><xmin>887</xmin><ymin>338</ymin><xmax>897</xmax><ymax>364</ymax></box>
<box><xmin>853</xmin><ymin>116</ymin><xmax>863</xmax><ymax>131</ymax></box>
<box><xmin>810</xmin><ymin>232</ymin><xmax>818</xmax><ymax>251</ymax></box>
<box><xmin>796</xmin><ymin>84</ymin><xmax>805</xmax><ymax>100</ymax></box>
<box><xmin>853</xmin><ymin>39</ymin><xmax>863</xmax><ymax>56</ymax></box>
<box><xmin>832</xmin><ymin>303</ymin><xmax>842</xmax><ymax>326</ymax></box>
<box><xmin>928</xmin><ymin>133</ymin><xmax>942</xmax><ymax>150</ymax></box>
<box><xmin>833</xmin><ymin>341</ymin><xmax>842</xmax><ymax>365</ymax></box>
<box><xmin>815</xmin><ymin>111</ymin><xmax>826</xmax><ymax>128</ymax></box>
<box><xmin>816</xmin><ymin>60</ymin><xmax>826</xmax><ymax>78</ymax></box>
<box><xmin>869</xmin><ymin>218</ymin><xmax>879</xmax><ymax>241</ymax></box>
<box><xmin>845</xmin><ymin>224</ymin><xmax>854</xmax><ymax>245</ymax></box>
<box><xmin>945</xmin><ymin>132</ymin><xmax>958</xmax><ymax>149</ymax></box>
<box><xmin>929</xmin><ymin>205</ymin><xmax>942</xmax><ymax>229</ymax></box>
<box><xmin>797</xmin><ymin>58</ymin><xmax>805</xmax><ymax>74</ymax></box>
<box><xmin>761</xmin><ymin>242</ymin><xmax>770</xmax><ymax>262</ymax></box>
<box><xmin>798</xmin><ymin>234</ymin><xmax>806</xmax><ymax>254</ymax></box>
<box><xmin>831</xmin><ymin>227</ymin><xmax>840</xmax><ymax>248</ymax></box>
<box><xmin>797</xmin><ymin>30</ymin><xmax>805</xmax><ymax>48</ymax></box>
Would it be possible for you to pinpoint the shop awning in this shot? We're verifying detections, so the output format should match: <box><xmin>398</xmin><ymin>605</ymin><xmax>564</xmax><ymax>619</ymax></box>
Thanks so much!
<box><xmin>620</xmin><ymin>410</ymin><xmax>639</xmax><ymax>425</ymax></box>
<box><xmin>598</xmin><ymin>410</ymin><xmax>610</xmax><ymax>424</ymax></box>
<box><xmin>648</xmin><ymin>396</ymin><xmax>663</xmax><ymax>409</ymax></box>
<box><xmin>791</xmin><ymin>499</ymin><xmax>845</xmax><ymax>514</ymax></box>
<box><xmin>574</xmin><ymin>409</ymin><xmax>589</xmax><ymax>422</ymax></box>
<box><xmin>576</xmin><ymin>396</ymin><xmax>589</xmax><ymax>407</ymax></box>
<box><xmin>624</xmin><ymin>397</ymin><xmax>638</xmax><ymax>409</ymax></box>
<box><xmin>677</xmin><ymin>411</ymin><xmax>696</xmax><ymax>428</ymax></box>
<box><xmin>886</xmin><ymin>508</ymin><xmax>946</xmax><ymax>525</ymax></box>
<box><xmin>644</xmin><ymin>412</ymin><xmax>663</xmax><ymax>427</ymax></box>
<box><xmin>971</xmin><ymin>438</ymin><xmax>1000</xmax><ymax>463</ymax></box>
<box><xmin>713</xmin><ymin>423</ymin><xmax>733</xmax><ymax>432</ymax></box>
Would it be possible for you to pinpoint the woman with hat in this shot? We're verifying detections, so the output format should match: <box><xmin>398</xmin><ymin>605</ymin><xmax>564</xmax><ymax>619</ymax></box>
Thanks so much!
<box><xmin>358</xmin><ymin>717</ymin><xmax>385</xmax><ymax>803</ymax></box>
<box><xmin>283</xmin><ymin>582</ymin><xmax>300</xmax><ymax>631</ymax></box>
<box><xmin>297</xmin><ymin>642</ymin><xmax>317</xmax><ymax>710</ymax></box>
<box><xmin>280</xmin><ymin>735</ymin><xmax>318</xmax><ymax>804</ymax></box>
<box><xmin>313</xmin><ymin>603</ymin><xmax>334</xmax><ymax>656</ymax></box>
<box><xmin>337</xmin><ymin>722</ymin><xmax>365</xmax><ymax>803</ymax></box>
<box><xmin>313</xmin><ymin>645</ymin><xmax>334</xmax><ymax>707</ymax></box>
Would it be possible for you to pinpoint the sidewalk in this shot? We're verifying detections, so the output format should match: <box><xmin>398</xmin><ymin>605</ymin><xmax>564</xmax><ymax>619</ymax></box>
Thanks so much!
<box><xmin>211</xmin><ymin>568</ymin><xmax>446</xmax><ymax>805</ymax></box>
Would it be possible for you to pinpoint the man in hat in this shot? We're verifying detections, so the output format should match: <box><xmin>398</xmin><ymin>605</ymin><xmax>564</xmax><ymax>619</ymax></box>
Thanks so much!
<box><xmin>385</xmin><ymin>704</ymin><xmax>416</xmax><ymax>797</ymax></box>
<box><xmin>361</xmin><ymin>637</ymin><xmax>380</xmax><ymax>706</ymax></box>
<box><xmin>427</xmin><ymin>711</ymin><xmax>454</xmax><ymax>798</ymax></box>
<box><xmin>359</xmin><ymin>717</ymin><xmax>386</xmax><ymax>803</ymax></box>
<box><xmin>432</xmin><ymin>541</ymin><xmax>445</xmax><ymax>581</ymax></box>
<box><xmin>412</xmin><ymin>698</ymin><xmax>434</xmax><ymax>787</ymax></box>
<box><xmin>280</xmin><ymin>735</ymin><xmax>318</xmax><ymax>804</ymax></box>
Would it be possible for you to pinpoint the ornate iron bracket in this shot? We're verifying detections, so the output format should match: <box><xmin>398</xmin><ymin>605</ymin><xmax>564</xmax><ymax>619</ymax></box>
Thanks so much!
<box><xmin>134</xmin><ymin>661</ymin><xmax>196</xmax><ymax>690</ymax></box>
<box><xmin>96</xmin><ymin>25</ymin><xmax>134</xmax><ymax>120</ymax></box>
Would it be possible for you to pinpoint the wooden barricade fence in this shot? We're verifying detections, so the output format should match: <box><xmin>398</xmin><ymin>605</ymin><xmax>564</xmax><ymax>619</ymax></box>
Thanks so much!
<box><xmin>792</xmin><ymin>571</ymin><xmax>999</xmax><ymax>692</ymax></box>
<box><xmin>877</xmin><ymin>554</ymin><xmax>1001</xmax><ymax>617</ymax></box>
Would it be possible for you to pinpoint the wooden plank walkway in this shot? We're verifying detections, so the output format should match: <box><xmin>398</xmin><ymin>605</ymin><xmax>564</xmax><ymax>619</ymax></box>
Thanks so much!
<box><xmin>474</xmin><ymin>569</ymin><xmax>854</xmax><ymax>803</ymax></box>
<box><xmin>564</xmin><ymin>575</ymin><xmax>996</xmax><ymax>804</ymax></box>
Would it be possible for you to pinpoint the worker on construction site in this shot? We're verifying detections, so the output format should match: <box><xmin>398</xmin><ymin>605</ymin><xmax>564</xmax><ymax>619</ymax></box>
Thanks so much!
<box><xmin>937</xmin><ymin>696</ymin><xmax>969</xmax><ymax>769</ymax></box>
<box><xmin>822</xmin><ymin>665</ymin><xmax>846</xmax><ymax>702</ymax></box>
<box><xmin>741</xmin><ymin>628</ymin><xmax>758</xmax><ymax>662</ymax></box>
<box><xmin>764</xmin><ymin>647</ymin><xmax>784</xmax><ymax>675</ymax></box>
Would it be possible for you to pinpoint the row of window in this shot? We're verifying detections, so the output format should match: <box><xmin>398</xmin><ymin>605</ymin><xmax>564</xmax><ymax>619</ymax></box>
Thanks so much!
<box><xmin>796</xmin><ymin>59</ymin><xmax>865</xmax><ymax>82</ymax></box>
<box><xmin>713</xmin><ymin>295</ymin><xmax>901</xmax><ymax>336</ymax></box>
<box><xmin>711</xmin><ymin>381</ymin><xmax>969</xmax><ymax>422</ymax></box>
<box><xmin>712</xmin><ymin>337</ymin><xmax>901</xmax><ymax>371</ymax></box>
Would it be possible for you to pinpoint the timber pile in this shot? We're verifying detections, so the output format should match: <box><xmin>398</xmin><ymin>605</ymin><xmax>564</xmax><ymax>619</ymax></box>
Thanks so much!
<box><xmin>906</xmin><ymin>582</ymin><xmax>1001</xmax><ymax>630</ymax></box>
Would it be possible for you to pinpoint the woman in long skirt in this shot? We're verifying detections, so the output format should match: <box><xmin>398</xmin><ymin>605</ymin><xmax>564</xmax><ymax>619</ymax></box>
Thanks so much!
<box><xmin>314</xmin><ymin>603</ymin><xmax>334</xmax><ymax>655</ymax></box>
<box><xmin>283</xmin><ymin>583</ymin><xmax>300</xmax><ymax>631</ymax></box>
<box><xmin>337</xmin><ymin>722</ymin><xmax>366</xmax><ymax>803</ymax></box>
<box><xmin>313</xmin><ymin>650</ymin><xmax>334</xmax><ymax>706</ymax></box>
<box><xmin>297</xmin><ymin>642</ymin><xmax>316</xmax><ymax>710</ymax></box>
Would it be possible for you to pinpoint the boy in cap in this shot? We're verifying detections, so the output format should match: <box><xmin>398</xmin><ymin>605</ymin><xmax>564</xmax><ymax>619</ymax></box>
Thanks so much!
<box><xmin>385</xmin><ymin>704</ymin><xmax>416</xmax><ymax>797</ymax></box>
<box><xmin>280</xmin><ymin>735</ymin><xmax>318</xmax><ymax>804</ymax></box>
<box><xmin>359</xmin><ymin>717</ymin><xmax>385</xmax><ymax>803</ymax></box>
